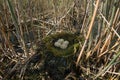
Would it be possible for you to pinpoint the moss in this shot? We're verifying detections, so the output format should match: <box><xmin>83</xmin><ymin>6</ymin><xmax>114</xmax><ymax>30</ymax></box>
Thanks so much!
<box><xmin>42</xmin><ymin>32</ymin><xmax>83</xmax><ymax>57</ymax></box>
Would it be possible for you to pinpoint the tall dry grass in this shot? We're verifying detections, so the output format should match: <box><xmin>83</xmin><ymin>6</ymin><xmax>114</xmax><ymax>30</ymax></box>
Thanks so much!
<box><xmin>0</xmin><ymin>0</ymin><xmax>120</xmax><ymax>79</ymax></box>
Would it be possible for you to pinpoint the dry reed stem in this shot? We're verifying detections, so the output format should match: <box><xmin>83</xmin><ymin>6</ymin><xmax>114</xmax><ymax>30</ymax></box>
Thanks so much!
<box><xmin>99</xmin><ymin>8</ymin><xmax>120</xmax><ymax>57</ymax></box>
<box><xmin>95</xmin><ymin>51</ymin><xmax>120</xmax><ymax>79</ymax></box>
<box><xmin>106</xmin><ymin>71</ymin><xmax>120</xmax><ymax>76</ymax></box>
<box><xmin>81</xmin><ymin>0</ymin><xmax>91</xmax><ymax>33</ymax></box>
<box><xmin>76</xmin><ymin>0</ymin><xmax>100</xmax><ymax>66</ymax></box>
<box><xmin>98</xmin><ymin>7</ymin><xmax>120</xmax><ymax>39</ymax></box>
<box><xmin>46</xmin><ymin>2</ymin><xmax>75</xmax><ymax>35</ymax></box>
<box><xmin>91</xmin><ymin>40</ymin><xmax>101</xmax><ymax>56</ymax></box>
<box><xmin>15</xmin><ymin>1</ymin><xmax>28</xmax><ymax>57</ymax></box>
<box><xmin>0</xmin><ymin>15</ymin><xmax>16</xmax><ymax>56</ymax></box>
<box><xmin>100</xmin><ymin>34</ymin><xmax>112</xmax><ymax>53</ymax></box>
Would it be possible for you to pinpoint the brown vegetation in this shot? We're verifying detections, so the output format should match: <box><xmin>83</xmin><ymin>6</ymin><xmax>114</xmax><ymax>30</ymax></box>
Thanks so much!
<box><xmin>0</xmin><ymin>0</ymin><xmax>120</xmax><ymax>80</ymax></box>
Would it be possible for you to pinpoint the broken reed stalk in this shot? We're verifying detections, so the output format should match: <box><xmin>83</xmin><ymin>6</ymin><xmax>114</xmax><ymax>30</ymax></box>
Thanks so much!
<box><xmin>76</xmin><ymin>0</ymin><xmax>100</xmax><ymax>66</ymax></box>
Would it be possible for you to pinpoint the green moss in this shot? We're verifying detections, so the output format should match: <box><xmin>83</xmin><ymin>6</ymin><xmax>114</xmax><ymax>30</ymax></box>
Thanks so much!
<box><xmin>42</xmin><ymin>32</ymin><xmax>84</xmax><ymax>57</ymax></box>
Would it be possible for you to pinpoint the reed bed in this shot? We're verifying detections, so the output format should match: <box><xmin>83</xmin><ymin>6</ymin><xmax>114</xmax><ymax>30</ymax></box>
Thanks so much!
<box><xmin>0</xmin><ymin>0</ymin><xmax>120</xmax><ymax>79</ymax></box>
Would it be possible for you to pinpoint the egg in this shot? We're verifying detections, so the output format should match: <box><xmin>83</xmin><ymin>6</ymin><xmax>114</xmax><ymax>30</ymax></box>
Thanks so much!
<box><xmin>60</xmin><ymin>44</ymin><xmax>68</xmax><ymax>49</ymax></box>
<box><xmin>54</xmin><ymin>41</ymin><xmax>61</xmax><ymax>47</ymax></box>
<box><xmin>57</xmin><ymin>39</ymin><xmax>64</xmax><ymax>44</ymax></box>
<box><xmin>54</xmin><ymin>39</ymin><xmax>69</xmax><ymax>49</ymax></box>
<box><xmin>63</xmin><ymin>41</ymin><xmax>69</xmax><ymax>45</ymax></box>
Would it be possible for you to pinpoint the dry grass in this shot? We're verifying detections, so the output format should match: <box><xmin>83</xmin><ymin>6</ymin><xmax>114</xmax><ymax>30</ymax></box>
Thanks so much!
<box><xmin>0</xmin><ymin>0</ymin><xmax>120</xmax><ymax>80</ymax></box>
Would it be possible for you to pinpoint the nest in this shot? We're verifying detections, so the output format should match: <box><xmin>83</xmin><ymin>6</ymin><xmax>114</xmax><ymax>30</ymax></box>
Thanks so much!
<box><xmin>43</xmin><ymin>32</ymin><xmax>82</xmax><ymax>57</ymax></box>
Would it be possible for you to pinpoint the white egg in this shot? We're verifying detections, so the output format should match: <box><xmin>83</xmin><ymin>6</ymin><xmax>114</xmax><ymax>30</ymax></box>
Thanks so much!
<box><xmin>54</xmin><ymin>42</ymin><xmax>61</xmax><ymax>47</ymax></box>
<box><xmin>63</xmin><ymin>41</ymin><xmax>69</xmax><ymax>45</ymax></box>
<box><xmin>54</xmin><ymin>39</ymin><xmax>69</xmax><ymax>49</ymax></box>
<box><xmin>57</xmin><ymin>39</ymin><xmax>64</xmax><ymax>44</ymax></box>
<box><xmin>60</xmin><ymin>44</ymin><xmax>68</xmax><ymax>49</ymax></box>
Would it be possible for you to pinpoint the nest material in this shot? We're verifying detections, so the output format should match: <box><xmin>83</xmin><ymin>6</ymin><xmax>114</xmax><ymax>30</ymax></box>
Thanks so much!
<box><xmin>43</xmin><ymin>32</ymin><xmax>81</xmax><ymax>57</ymax></box>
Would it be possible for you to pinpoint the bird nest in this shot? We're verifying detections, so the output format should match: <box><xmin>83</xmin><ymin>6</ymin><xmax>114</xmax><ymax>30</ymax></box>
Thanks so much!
<box><xmin>43</xmin><ymin>32</ymin><xmax>82</xmax><ymax>57</ymax></box>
